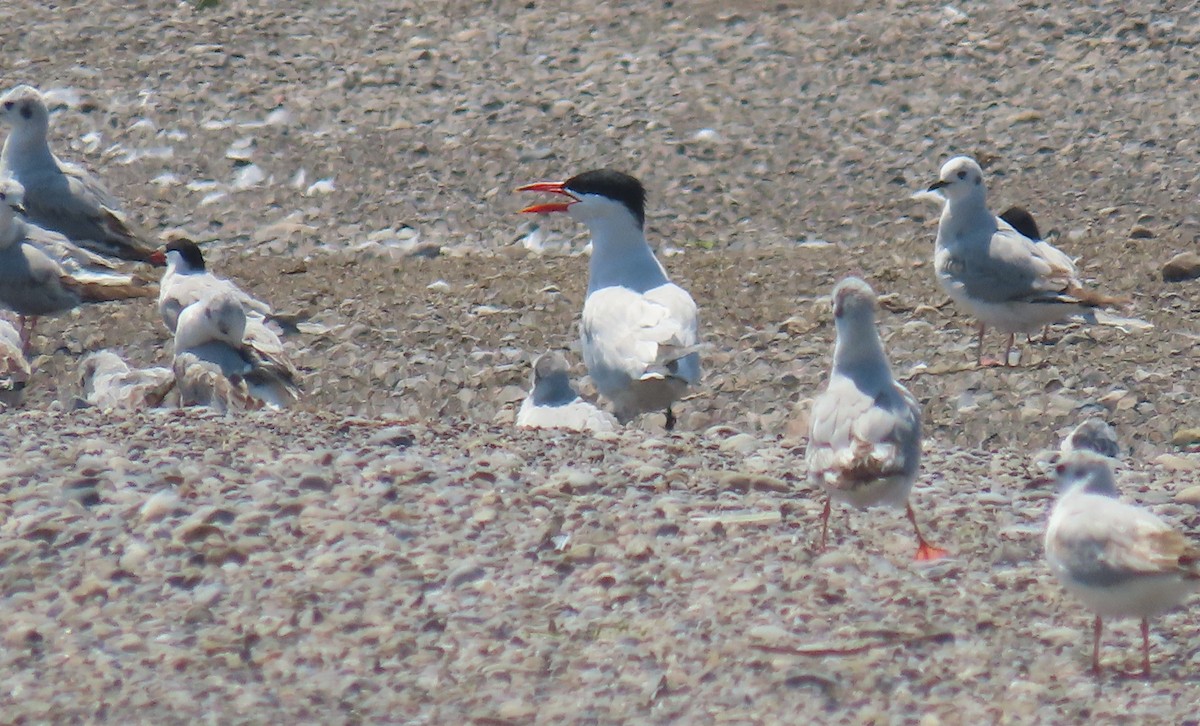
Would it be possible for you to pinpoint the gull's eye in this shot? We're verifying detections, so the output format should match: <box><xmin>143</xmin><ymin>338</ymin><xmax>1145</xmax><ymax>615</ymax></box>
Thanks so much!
<box><xmin>956</xmin><ymin>170</ymin><xmax>967</xmax><ymax>180</ymax></box>
<box><xmin>2</xmin><ymin>101</ymin><xmax>12</xmax><ymax>110</ymax></box>
<box><xmin>19</xmin><ymin>104</ymin><xmax>32</xmax><ymax>120</ymax></box>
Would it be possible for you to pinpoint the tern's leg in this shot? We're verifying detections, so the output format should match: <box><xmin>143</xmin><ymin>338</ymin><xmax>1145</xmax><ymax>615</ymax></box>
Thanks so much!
<box><xmin>1092</xmin><ymin>615</ymin><xmax>1103</xmax><ymax>676</ymax></box>
<box><xmin>818</xmin><ymin>497</ymin><xmax>832</xmax><ymax>551</ymax></box>
<box><xmin>905</xmin><ymin>503</ymin><xmax>948</xmax><ymax>561</ymax></box>
<box><xmin>1141</xmin><ymin>617</ymin><xmax>1151</xmax><ymax>678</ymax></box>
<box><xmin>664</xmin><ymin>406</ymin><xmax>676</xmax><ymax>431</ymax></box>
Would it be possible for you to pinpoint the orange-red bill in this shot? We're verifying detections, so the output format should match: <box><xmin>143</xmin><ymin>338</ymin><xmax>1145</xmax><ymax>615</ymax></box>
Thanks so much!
<box><xmin>516</xmin><ymin>181</ymin><xmax>569</xmax><ymax>194</ymax></box>
<box><xmin>515</xmin><ymin>180</ymin><xmax>579</xmax><ymax>214</ymax></box>
<box><xmin>519</xmin><ymin>202</ymin><xmax>573</xmax><ymax>215</ymax></box>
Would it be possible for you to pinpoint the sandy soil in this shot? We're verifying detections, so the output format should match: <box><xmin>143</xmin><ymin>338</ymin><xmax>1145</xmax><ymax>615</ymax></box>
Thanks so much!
<box><xmin>2</xmin><ymin>0</ymin><xmax>1200</xmax><ymax>723</ymax></box>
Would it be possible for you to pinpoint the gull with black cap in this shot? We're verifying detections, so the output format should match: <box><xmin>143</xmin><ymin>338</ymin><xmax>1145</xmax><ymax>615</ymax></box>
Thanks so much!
<box><xmin>516</xmin><ymin>169</ymin><xmax>701</xmax><ymax>429</ymax></box>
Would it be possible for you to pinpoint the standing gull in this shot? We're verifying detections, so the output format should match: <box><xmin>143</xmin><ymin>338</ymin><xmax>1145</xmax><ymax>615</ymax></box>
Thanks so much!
<box><xmin>929</xmin><ymin>156</ymin><xmax>1123</xmax><ymax>365</ymax></box>
<box><xmin>0</xmin><ymin>177</ymin><xmax>156</xmax><ymax>352</ymax></box>
<box><xmin>806</xmin><ymin>277</ymin><xmax>946</xmax><ymax>561</ymax></box>
<box><xmin>517</xmin><ymin>169</ymin><xmax>701</xmax><ymax>429</ymax></box>
<box><xmin>0</xmin><ymin>84</ymin><xmax>164</xmax><ymax>265</ymax></box>
<box><xmin>516</xmin><ymin>351</ymin><xmax>618</xmax><ymax>433</ymax></box>
<box><xmin>1045</xmin><ymin>450</ymin><xmax>1199</xmax><ymax>676</ymax></box>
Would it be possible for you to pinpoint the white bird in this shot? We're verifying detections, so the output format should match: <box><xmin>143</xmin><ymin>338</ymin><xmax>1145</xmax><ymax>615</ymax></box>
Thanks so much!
<box><xmin>158</xmin><ymin>237</ymin><xmax>273</xmax><ymax>333</ymax></box>
<box><xmin>0</xmin><ymin>316</ymin><xmax>30</xmax><ymax>408</ymax></box>
<box><xmin>516</xmin><ymin>351</ymin><xmax>618</xmax><ymax>433</ymax></box>
<box><xmin>929</xmin><ymin>156</ymin><xmax>1124</xmax><ymax>366</ymax></box>
<box><xmin>806</xmin><ymin>277</ymin><xmax>946</xmax><ymax>561</ymax></box>
<box><xmin>79</xmin><ymin>350</ymin><xmax>174</xmax><ymax>410</ymax></box>
<box><xmin>0</xmin><ymin>177</ymin><xmax>156</xmax><ymax>352</ymax></box>
<box><xmin>0</xmin><ymin>84</ymin><xmax>164</xmax><ymax>265</ymax></box>
<box><xmin>173</xmin><ymin>291</ymin><xmax>300</xmax><ymax>409</ymax></box>
<box><xmin>517</xmin><ymin>169</ymin><xmax>701</xmax><ymax>429</ymax></box>
<box><xmin>1061</xmin><ymin>417</ymin><xmax>1120</xmax><ymax>460</ymax></box>
<box><xmin>1044</xmin><ymin>450</ymin><xmax>1200</xmax><ymax>676</ymax></box>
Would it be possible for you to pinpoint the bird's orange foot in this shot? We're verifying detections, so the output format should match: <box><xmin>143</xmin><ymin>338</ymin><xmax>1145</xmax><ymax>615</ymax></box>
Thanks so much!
<box><xmin>914</xmin><ymin>542</ymin><xmax>949</xmax><ymax>561</ymax></box>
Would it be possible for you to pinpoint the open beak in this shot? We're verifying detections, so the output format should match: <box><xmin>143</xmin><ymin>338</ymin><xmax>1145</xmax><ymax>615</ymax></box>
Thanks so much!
<box><xmin>13</xmin><ymin>203</ymin><xmax>26</xmax><ymax>216</ymax></box>
<box><xmin>147</xmin><ymin>248</ymin><xmax>168</xmax><ymax>267</ymax></box>
<box><xmin>927</xmin><ymin>179</ymin><xmax>948</xmax><ymax>192</ymax></box>
<box><xmin>516</xmin><ymin>180</ymin><xmax>579</xmax><ymax>215</ymax></box>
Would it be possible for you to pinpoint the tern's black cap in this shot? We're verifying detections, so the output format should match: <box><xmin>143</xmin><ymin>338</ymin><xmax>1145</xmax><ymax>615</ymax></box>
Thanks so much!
<box><xmin>165</xmin><ymin>238</ymin><xmax>206</xmax><ymax>270</ymax></box>
<box><xmin>998</xmin><ymin>206</ymin><xmax>1041</xmax><ymax>242</ymax></box>
<box><xmin>564</xmin><ymin>169</ymin><xmax>646</xmax><ymax>228</ymax></box>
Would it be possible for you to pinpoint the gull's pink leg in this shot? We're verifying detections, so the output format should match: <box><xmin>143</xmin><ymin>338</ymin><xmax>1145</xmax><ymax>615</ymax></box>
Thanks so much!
<box><xmin>906</xmin><ymin>503</ymin><xmax>948</xmax><ymax>561</ymax></box>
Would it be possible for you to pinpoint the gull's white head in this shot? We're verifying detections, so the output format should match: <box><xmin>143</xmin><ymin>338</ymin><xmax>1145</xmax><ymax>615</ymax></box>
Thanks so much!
<box><xmin>530</xmin><ymin>351</ymin><xmax>577</xmax><ymax>406</ymax></box>
<box><xmin>1061</xmin><ymin>418</ymin><xmax>1120</xmax><ymax>460</ymax></box>
<box><xmin>928</xmin><ymin>156</ymin><xmax>986</xmax><ymax>204</ymax></box>
<box><xmin>175</xmin><ymin>292</ymin><xmax>247</xmax><ymax>353</ymax></box>
<box><xmin>0</xmin><ymin>178</ymin><xmax>27</xmax><ymax>240</ymax></box>
<box><xmin>0</xmin><ymin>177</ymin><xmax>26</xmax><ymax>215</ymax></box>
<box><xmin>831</xmin><ymin>276</ymin><xmax>878</xmax><ymax>327</ymax></box>
<box><xmin>0</xmin><ymin>85</ymin><xmax>50</xmax><ymax>136</ymax></box>
<box><xmin>1054</xmin><ymin>450</ymin><xmax>1120</xmax><ymax>498</ymax></box>
<box><xmin>517</xmin><ymin>168</ymin><xmax>647</xmax><ymax>232</ymax></box>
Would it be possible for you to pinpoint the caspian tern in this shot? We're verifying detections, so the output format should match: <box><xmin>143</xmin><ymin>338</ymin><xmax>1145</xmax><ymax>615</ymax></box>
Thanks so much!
<box><xmin>0</xmin><ymin>85</ymin><xmax>165</xmax><ymax>265</ymax></box>
<box><xmin>517</xmin><ymin>169</ymin><xmax>701</xmax><ymax>429</ymax></box>
<box><xmin>806</xmin><ymin>277</ymin><xmax>946</xmax><ymax>561</ymax></box>
<box><xmin>929</xmin><ymin>156</ymin><xmax>1123</xmax><ymax>366</ymax></box>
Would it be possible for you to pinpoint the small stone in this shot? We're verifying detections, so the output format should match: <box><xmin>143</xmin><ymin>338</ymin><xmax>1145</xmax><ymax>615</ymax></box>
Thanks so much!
<box><xmin>1172</xmin><ymin>428</ymin><xmax>1200</xmax><ymax>447</ymax></box>
<box><xmin>1162</xmin><ymin>251</ymin><xmax>1200</xmax><ymax>282</ymax></box>
<box><xmin>1174</xmin><ymin>485</ymin><xmax>1200</xmax><ymax>505</ymax></box>
<box><xmin>1155</xmin><ymin>454</ymin><xmax>1198</xmax><ymax>471</ymax></box>
<box><xmin>1129</xmin><ymin>225</ymin><xmax>1155</xmax><ymax>239</ymax></box>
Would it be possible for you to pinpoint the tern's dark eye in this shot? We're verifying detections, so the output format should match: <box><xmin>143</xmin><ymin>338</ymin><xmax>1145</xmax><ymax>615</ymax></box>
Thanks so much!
<box><xmin>956</xmin><ymin>170</ymin><xmax>966</xmax><ymax>180</ymax></box>
<box><xmin>2</xmin><ymin>101</ymin><xmax>11</xmax><ymax>110</ymax></box>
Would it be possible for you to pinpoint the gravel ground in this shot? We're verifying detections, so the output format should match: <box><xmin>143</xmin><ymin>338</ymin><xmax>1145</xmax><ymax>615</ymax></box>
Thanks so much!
<box><xmin>3</xmin><ymin>0</ymin><xmax>1200</xmax><ymax>723</ymax></box>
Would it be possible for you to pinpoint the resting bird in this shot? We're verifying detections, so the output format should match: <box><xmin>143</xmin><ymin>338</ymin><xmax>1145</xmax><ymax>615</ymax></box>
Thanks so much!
<box><xmin>79</xmin><ymin>350</ymin><xmax>174</xmax><ymax>410</ymax></box>
<box><xmin>516</xmin><ymin>351</ymin><xmax>617</xmax><ymax>433</ymax></box>
<box><xmin>517</xmin><ymin>169</ymin><xmax>701</xmax><ymax>429</ymax></box>
<box><xmin>806</xmin><ymin>277</ymin><xmax>946</xmax><ymax>561</ymax></box>
<box><xmin>0</xmin><ymin>84</ymin><xmax>164</xmax><ymax>265</ymax></box>
<box><xmin>173</xmin><ymin>291</ymin><xmax>300</xmax><ymax>409</ymax></box>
